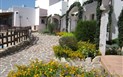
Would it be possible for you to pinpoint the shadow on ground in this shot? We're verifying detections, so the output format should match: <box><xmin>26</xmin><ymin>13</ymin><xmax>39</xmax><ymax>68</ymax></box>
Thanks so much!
<box><xmin>0</xmin><ymin>35</ymin><xmax>39</xmax><ymax>58</ymax></box>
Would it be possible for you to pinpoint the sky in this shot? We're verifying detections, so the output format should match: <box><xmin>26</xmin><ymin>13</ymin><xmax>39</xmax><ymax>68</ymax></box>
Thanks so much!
<box><xmin>0</xmin><ymin>0</ymin><xmax>35</xmax><ymax>10</ymax></box>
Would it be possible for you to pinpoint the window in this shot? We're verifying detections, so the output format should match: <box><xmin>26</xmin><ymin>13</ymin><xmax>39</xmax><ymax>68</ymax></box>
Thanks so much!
<box><xmin>16</xmin><ymin>12</ymin><xmax>18</xmax><ymax>14</ymax></box>
<box><xmin>41</xmin><ymin>19</ymin><xmax>45</xmax><ymax>24</ymax></box>
<box><xmin>91</xmin><ymin>14</ymin><xmax>95</xmax><ymax>20</ymax></box>
<box><xmin>84</xmin><ymin>16</ymin><xmax>86</xmax><ymax>20</ymax></box>
<box><xmin>34</xmin><ymin>26</ymin><xmax>36</xmax><ymax>30</ymax></box>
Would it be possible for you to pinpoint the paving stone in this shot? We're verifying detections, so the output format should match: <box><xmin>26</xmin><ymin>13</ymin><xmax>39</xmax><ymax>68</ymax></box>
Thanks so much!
<box><xmin>0</xmin><ymin>33</ymin><xmax>59</xmax><ymax>77</ymax></box>
<box><xmin>0</xmin><ymin>33</ymin><xmax>104</xmax><ymax>76</ymax></box>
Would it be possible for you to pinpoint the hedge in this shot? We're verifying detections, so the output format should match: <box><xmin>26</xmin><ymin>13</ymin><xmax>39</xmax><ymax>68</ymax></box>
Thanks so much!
<box><xmin>75</xmin><ymin>20</ymin><xmax>96</xmax><ymax>43</ymax></box>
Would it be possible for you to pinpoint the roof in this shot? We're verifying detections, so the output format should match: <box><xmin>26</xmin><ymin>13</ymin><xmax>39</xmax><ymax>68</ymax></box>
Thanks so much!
<box><xmin>0</xmin><ymin>12</ymin><xmax>14</xmax><ymax>17</ymax></box>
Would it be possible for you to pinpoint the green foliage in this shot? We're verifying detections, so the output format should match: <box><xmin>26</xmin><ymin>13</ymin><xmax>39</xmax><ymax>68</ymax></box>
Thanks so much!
<box><xmin>106</xmin><ymin>44</ymin><xmax>122</xmax><ymax>55</ymax></box>
<box><xmin>8</xmin><ymin>60</ymin><xmax>82</xmax><ymax>77</ymax></box>
<box><xmin>59</xmin><ymin>36</ymin><xmax>77</xmax><ymax>51</ymax></box>
<box><xmin>95</xmin><ymin>0</ymin><xmax>102</xmax><ymax>49</ymax></box>
<box><xmin>66</xmin><ymin>2</ymin><xmax>82</xmax><ymax>32</ymax></box>
<box><xmin>53</xmin><ymin>46</ymin><xmax>83</xmax><ymax>59</ymax></box>
<box><xmin>118</xmin><ymin>9</ymin><xmax>123</xmax><ymax>47</ymax></box>
<box><xmin>53</xmin><ymin>41</ymin><xmax>101</xmax><ymax>59</ymax></box>
<box><xmin>47</xmin><ymin>23</ymin><xmax>56</xmax><ymax>34</ymax></box>
<box><xmin>106</xmin><ymin>38</ymin><xmax>119</xmax><ymax>45</ymax></box>
<box><xmin>77</xmin><ymin>41</ymin><xmax>101</xmax><ymax>59</ymax></box>
<box><xmin>107</xmin><ymin>4</ymin><xmax>113</xmax><ymax>42</ymax></box>
<box><xmin>83</xmin><ymin>0</ymin><xmax>96</xmax><ymax>6</ymax></box>
<box><xmin>66</xmin><ymin>12</ymin><xmax>69</xmax><ymax>32</ymax></box>
<box><xmin>56</xmin><ymin>32</ymin><xmax>75</xmax><ymax>37</ymax></box>
<box><xmin>46</xmin><ymin>15</ymin><xmax>52</xmax><ymax>28</ymax></box>
<box><xmin>75</xmin><ymin>20</ymin><xmax>96</xmax><ymax>43</ymax></box>
<box><xmin>78</xmin><ymin>6</ymin><xmax>83</xmax><ymax>20</ymax></box>
<box><xmin>8</xmin><ymin>60</ymin><xmax>107</xmax><ymax>77</ymax></box>
<box><xmin>42</xmin><ymin>29</ymin><xmax>50</xmax><ymax>34</ymax></box>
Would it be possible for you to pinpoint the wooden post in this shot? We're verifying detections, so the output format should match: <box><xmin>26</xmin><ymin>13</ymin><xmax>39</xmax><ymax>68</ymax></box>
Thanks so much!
<box><xmin>14</xmin><ymin>31</ymin><xmax>15</xmax><ymax>45</ymax></box>
<box><xmin>17</xmin><ymin>31</ymin><xmax>19</xmax><ymax>43</ymax></box>
<box><xmin>10</xmin><ymin>31</ymin><xmax>13</xmax><ymax>45</ymax></box>
<box><xmin>1</xmin><ymin>33</ymin><xmax>4</xmax><ymax>48</ymax></box>
<box><xmin>6</xmin><ymin>32</ymin><xmax>8</xmax><ymax>47</ymax></box>
<box><xmin>19</xmin><ymin>30</ymin><xmax>20</xmax><ymax>42</ymax></box>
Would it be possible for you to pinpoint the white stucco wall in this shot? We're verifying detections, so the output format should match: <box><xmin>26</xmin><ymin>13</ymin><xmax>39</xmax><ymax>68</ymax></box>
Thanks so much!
<box><xmin>35</xmin><ymin>8</ymin><xmax>40</xmax><ymax>26</ymax></box>
<box><xmin>83</xmin><ymin>1</ymin><xmax>97</xmax><ymax>20</ymax></box>
<box><xmin>61</xmin><ymin>16</ymin><xmax>66</xmax><ymax>31</ymax></box>
<box><xmin>111</xmin><ymin>0</ymin><xmax>123</xmax><ymax>39</ymax></box>
<box><xmin>12</xmin><ymin>7</ymin><xmax>35</xmax><ymax>27</ymax></box>
<box><xmin>49</xmin><ymin>0</ymin><xmax>60</xmax><ymax>6</ymax></box>
<box><xmin>35</xmin><ymin>0</ymin><xmax>49</xmax><ymax>9</ymax></box>
<box><xmin>38</xmin><ymin>17</ymin><xmax>46</xmax><ymax>31</ymax></box>
<box><xmin>70</xmin><ymin>16</ymin><xmax>77</xmax><ymax>31</ymax></box>
<box><xmin>35</xmin><ymin>8</ymin><xmax>47</xmax><ymax>31</ymax></box>
<box><xmin>48</xmin><ymin>1</ymin><xmax>68</xmax><ymax>16</ymax></box>
<box><xmin>39</xmin><ymin>8</ymin><xmax>47</xmax><ymax>16</ymax></box>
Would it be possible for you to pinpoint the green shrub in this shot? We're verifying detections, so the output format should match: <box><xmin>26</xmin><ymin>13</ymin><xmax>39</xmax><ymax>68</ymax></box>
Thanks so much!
<box><xmin>8</xmin><ymin>60</ymin><xmax>108</xmax><ymax>77</ymax></box>
<box><xmin>75</xmin><ymin>20</ymin><xmax>96</xmax><ymax>43</ymax></box>
<box><xmin>77</xmin><ymin>41</ymin><xmax>101</xmax><ymax>59</ymax></box>
<box><xmin>53</xmin><ymin>41</ymin><xmax>101</xmax><ymax>59</ymax></box>
<box><xmin>61</xmin><ymin>32</ymin><xmax>74</xmax><ymax>37</ymax></box>
<box><xmin>42</xmin><ymin>29</ymin><xmax>50</xmax><ymax>34</ymax></box>
<box><xmin>47</xmin><ymin>23</ymin><xmax>56</xmax><ymax>34</ymax></box>
<box><xmin>106</xmin><ymin>44</ymin><xmax>122</xmax><ymax>55</ymax></box>
<box><xmin>59</xmin><ymin>36</ymin><xmax>77</xmax><ymax>51</ymax></box>
<box><xmin>56</xmin><ymin>32</ymin><xmax>74</xmax><ymax>37</ymax></box>
<box><xmin>53</xmin><ymin>46</ymin><xmax>83</xmax><ymax>59</ymax></box>
<box><xmin>106</xmin><ymin>38</ymin><xmax>119</xmax><ymax>45</ymax></box>
<box><xmin>118</xmin><ymin>9</ymin><xmax>123</xmax><ymax>47</ymax></box>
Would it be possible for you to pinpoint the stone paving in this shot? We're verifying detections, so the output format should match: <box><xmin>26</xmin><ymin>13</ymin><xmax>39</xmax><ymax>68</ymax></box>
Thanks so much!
<box><xmin>0</xmin><ymin>33</ymin><xmax>60</xmax><ymax>77</ymax></box>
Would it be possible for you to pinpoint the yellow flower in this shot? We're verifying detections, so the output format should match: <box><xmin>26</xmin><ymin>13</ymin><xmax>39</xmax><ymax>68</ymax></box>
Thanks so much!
<box><xmin>65</xmin><ymin>63</ymin><xmax>69</xmax><ymax>68</ymax></box>
<box><xmin>34</xmin><ymin>74</ymin><xmax>39</xmax><ymax>77</ymax></box>
<box><xmin>50</xmin><ymin>69</ymin><xmax>53</xmax><ymax>72</ymax></box>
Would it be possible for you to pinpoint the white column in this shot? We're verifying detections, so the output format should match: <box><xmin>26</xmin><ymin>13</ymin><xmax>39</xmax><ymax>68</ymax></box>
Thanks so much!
<box><xmin>99</xmin><ymin>11</ymin><xmax>109</xmax><ymax>55</ymax></box>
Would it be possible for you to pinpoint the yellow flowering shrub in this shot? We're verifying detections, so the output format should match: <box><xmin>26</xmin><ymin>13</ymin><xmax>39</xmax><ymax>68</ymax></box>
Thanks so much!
<box><xmin>56</xmin><ymin>32</ymin><xmax>74</xmax><ymax>37</ymax></box>
<box><xmin>53</xmin><ymin>46</ymin><xmax>83</xmax><ymax>59</ymax></box>
<box><xmin>77</xmin><ymin>41</ymin><xmax>101</xmax><ymax>58</ymax></box>
<box><xmin>53</xmin><ymin>41</ymin><xmax>101</xmax><ymax>60</ymax></box>
<box><xmin>8</xmin><ymin>60</ymin><xmax>108</xmax><ymax>77</ymax></box>
<box><xmin>8</xmin><ymin>59</ymin><xmax>109</xmax><ymax>77</ymax></box>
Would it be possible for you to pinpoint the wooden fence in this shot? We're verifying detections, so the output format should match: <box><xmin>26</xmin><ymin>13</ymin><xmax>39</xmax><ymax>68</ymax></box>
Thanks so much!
<box><xmin>0</xmin><ymin>27</ymin><xmax>31</xmax><ymax>49</ymax></box>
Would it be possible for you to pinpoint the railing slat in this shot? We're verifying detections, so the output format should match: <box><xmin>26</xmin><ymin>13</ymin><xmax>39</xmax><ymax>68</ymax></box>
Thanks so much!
<box><xmin>0</xmin><ymin>26</ymin><xmax>31</xmax><ymax>49</ymax></box>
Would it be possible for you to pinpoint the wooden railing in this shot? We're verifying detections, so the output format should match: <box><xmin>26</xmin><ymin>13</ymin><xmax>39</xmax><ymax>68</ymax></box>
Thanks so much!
<box><xmin>0</xmin><ymin>27</ymin><xmax>31</xmax><ymax>49</ymax></box>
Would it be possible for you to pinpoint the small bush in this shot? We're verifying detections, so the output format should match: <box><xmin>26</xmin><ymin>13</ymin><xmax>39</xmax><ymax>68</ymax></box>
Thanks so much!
<box><xmin>106</xmin><ymin>38</ymin><xmax>119</xmax><ymax>45</ymax></box>
<box><xmin>53</xmin><ymin>46</ymin><xmax>83</xmax><ymax>59</ymax></box>
<box><xmin>59</xmin><ymin>36</ymin><xmax>77</xmax><ymax>51</ymax></box>
<box><xmin>47</xmin><ymin>23</ymin><xmax>56</xmax><ymax>34</ymax></box>
<box><xmin>56</xmin><ymin>32</ymin><xmax>65</xmax><ymax>36</ymax></box>
<box><xmin>75</xmin><ymin>20</ymin><xmax>96</xmax><ymax>43</ymax></box>
<box><xmin>8</xmin><ymin>60</ymin><xmax>108</xmax><ymax>77</ymax></box>
<box><xmin>42</xmin><ymin>29</ymin><xmax>50</xmax><ymax>34</ymax></box>
<box><xmin>106</xmin><ymin>44</ymin><xmax>122</xmax><ymax>55</ymax></box>
<box><xmin>56</xmin><ymin>32</ymin><xmax>75</xmax><ymax>37</ymax></box>
<box><xmin>77</xmin><ymin>41</ymin><xmax>101</xmax><ymax>59</ymax></box>
<box><xmin>53</xmin><ymin>41</ymin><xmax>101</xmax><ymax>59</ymax></box>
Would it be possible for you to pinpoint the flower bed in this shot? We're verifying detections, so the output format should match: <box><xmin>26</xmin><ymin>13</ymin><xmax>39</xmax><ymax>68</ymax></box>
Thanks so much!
<box><xmin>8</xmin><ymin>59</ymin><xmax>108</xmax><ymax>77</ymax></box>
<box><xmin>53</xmin><ymin>41</ymin><xmax>101</xmax><ymax>60</ymax></box>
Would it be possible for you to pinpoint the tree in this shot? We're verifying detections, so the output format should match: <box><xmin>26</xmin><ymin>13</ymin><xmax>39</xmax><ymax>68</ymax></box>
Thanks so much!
<box><xmin>118</xmin><ymin>9</ymin><xmax>123</xmax><ymax>47</ymax></box>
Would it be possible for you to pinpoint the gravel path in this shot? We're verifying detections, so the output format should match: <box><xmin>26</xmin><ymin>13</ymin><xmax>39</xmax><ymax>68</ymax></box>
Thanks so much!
<box><xmin>0</xmin><ymin>33</ymin><xmax>60</xmax><ymax>77</ymax></box>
